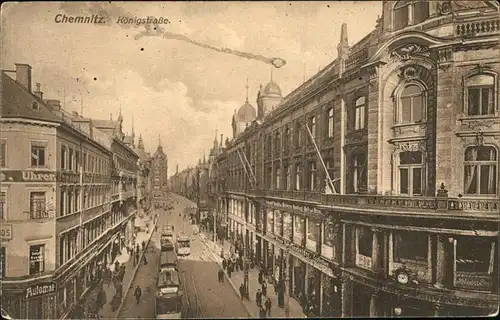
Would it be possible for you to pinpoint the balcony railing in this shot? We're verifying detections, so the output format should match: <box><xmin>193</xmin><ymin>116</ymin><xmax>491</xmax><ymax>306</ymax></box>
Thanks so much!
<box><xmin>456</xmin><ymin>18</ymin><xmax>500</xmax><ymax>37</ymax></box>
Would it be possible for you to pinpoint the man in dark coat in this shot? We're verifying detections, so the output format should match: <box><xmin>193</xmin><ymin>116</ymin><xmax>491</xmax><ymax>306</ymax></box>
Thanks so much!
<box><xmin>218</xmin><ymin>269</ymin><xmax>224</xmax><ymax>282</ymax></box>
<box><xmin>255</xmin><ymin>289</ymin><xmax>262</xmax><ymax>307</ymax></box>
<box><xmin>261</xmin><ymin>280</ymin><xmax>267</xmax><ymax>296</ymax></box>
<box><xmin>239</xmin><ymin>283</ymin><xmax>245</xmax><ymax>300</ymax></box>
<box><xmin>134</xmin><ymin>285</ymin><xmax>142</xmax><ymax>304</ymax></box>
<box><xmin>265</xmin><ymin>297</ymin><xmax>272</xmax><ymax>316</ymax></box>
<box><xmin>258</xmin><ymin>270</ymin><xmax>263</xmax><ymax>284</ymax></box>
<box><xmin>222</xmin><ymin>258</ymin><xmax>227</xmax><ymax>270</ymax></box>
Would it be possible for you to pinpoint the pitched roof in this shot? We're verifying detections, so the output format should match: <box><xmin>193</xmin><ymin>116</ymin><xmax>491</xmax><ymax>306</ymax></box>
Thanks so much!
<box><xmin>1</xmin><ymin>72</ymin><xmax>61</xmax><ymax>123</ymax></box>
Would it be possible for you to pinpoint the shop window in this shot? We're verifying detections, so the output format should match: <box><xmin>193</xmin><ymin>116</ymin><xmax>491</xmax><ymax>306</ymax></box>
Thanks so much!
<box><xmin>29</xmin><ymin>244</ymin><xmax>45</xmax><ymax>275</ymax></box>
<box><xmin>357</xmin><ymin>226</ymin><xmax>373</xmax><ymax>257</ymax></box>
<box><xmin>0</xmin><ymin>140</ymin><xmax>6</xmax><ymax>167</ymax></box>
<box><xmin>347</xmin><ymin>151</ymin><xmax>367</xmax><ymax>193</ymax></box>
<box><xmin>396</xmin><ymin>83</ymin><xmax>425</xmax><ymax>124</ymax></box>
<box><xmin>393</xmin><ymin>231</ymin><xmax>428</xmax><ymax>263</ymax></box>
<box><xmin>283</xmin><ymin>212</ymin><xmax>293</xmax><ymax>241</ymax></box>
<box><xmin>464</xmin><ymin>146</ymin><xmax>497</xmax><ymax>195</ymax></box>
<box><xmin>30</xmin><ymin>192</ymin><xmax>47</xmax><ymax>219</ymax></box>
<box><xmin>456</xmin><ymin>236</ymin><xmax>495</xmax><ymax>274</ymax></box>
<box><xmin>326</xmin><ymin>108</ymin><xmax>334</xmax><ymax>138</ymax></box>
<box><xmin>399</xmin><ymin>151</ymin><xmax>424</xmax><ymax>196</ymax></box>
<box><xmin>322</xmin><ymin>220</ymin><xmax>338</xmax><ymax>260</ymax></box>
<box><xmin>294</xmin><ymin>215</ymin><xmax>305</xmax><ymax>246</ymax></box>
<box><xmin>306</xmin><ymin>218</ymin><xmax>320</xmax><ymax>252</ymax></box>
<box><xmin>465</xmin><ymin>73</ymin><xmax>496</xmax><ymax>116</ymax></box>
<box><xmin>31</xmin><ymin>143</ymin><xmax>46</xmax><ymax>167</ymax></box>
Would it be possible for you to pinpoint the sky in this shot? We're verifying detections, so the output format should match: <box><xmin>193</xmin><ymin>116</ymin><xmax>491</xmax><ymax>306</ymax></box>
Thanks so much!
<box><xmin>1</xmin><ymin>1</ymin><xmax>382</xmax><ymax>175</ymax></box>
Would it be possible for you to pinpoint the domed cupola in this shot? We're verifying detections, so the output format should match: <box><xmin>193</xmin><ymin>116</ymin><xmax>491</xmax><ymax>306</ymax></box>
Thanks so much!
<box><xmin>257</xmin><ymin>69</ymin><xmax>283</xmax><ymax>119</ymax></box>
<box><xmin>232</xmin><ymin>79</ymin><xmax>257</xmax><ymax>138</ymax></box>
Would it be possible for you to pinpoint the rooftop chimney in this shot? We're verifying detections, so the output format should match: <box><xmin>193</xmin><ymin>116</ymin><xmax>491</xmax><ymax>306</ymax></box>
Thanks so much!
<box><xmin>15</xmin><ymin>63</ymin><xmax>32</xmax><ymax>92</ymax></box>
<box><xmin>46</xmin><ymin>99</ymin><xmax>61</xmax><ymax>111</ymax></box>
<box><xmin>34</xmin><ymin>82</ymin><xmax>43</xmax><ymax>100</ymax></box>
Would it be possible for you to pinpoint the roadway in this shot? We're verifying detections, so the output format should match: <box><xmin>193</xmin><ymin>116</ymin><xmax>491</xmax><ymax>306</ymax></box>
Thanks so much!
<box><xmin>117</xmin><ymin>193</ymin><xmax>249</xmax><ymax>319</ymax></box>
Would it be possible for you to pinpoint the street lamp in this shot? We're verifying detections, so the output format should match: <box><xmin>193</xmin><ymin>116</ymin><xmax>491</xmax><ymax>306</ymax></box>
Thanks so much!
<box><xmin>283</xmin><ymin>240</ymin><xmax>292</xmax><ymax>318</ymax></box>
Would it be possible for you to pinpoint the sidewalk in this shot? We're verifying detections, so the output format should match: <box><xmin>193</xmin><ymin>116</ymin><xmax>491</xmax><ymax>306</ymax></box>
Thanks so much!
<box><xmin>199</xmin><ymin>230</ymin><xmax>307</xmax><ymax>319</ymax></box>
<box><xmin>79</xmin><ymin>214</ymin><xmax>159</xmax><ymax>319</ymax></box>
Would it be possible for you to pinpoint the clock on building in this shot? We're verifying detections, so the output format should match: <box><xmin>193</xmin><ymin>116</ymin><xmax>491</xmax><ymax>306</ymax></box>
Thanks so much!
<box><xmin>394</xmin><ymin>269</ymin><xmax>410</xmax><ymax>284</ymax></box>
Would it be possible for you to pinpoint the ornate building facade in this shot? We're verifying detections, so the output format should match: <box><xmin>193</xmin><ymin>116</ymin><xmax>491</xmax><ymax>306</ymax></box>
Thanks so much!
<box><xmin>211</xmin><ymin>1</ymin><xmax>499</xmax><ymax>317</ymax></box>
<box><xmin>150</xmin><ymin>137</ymin><xmax>168</xmax><ymax>209</ymax></box>
<box><xmin>1</xmin><ymin>63</ymin><xmax>141</xmax><ymax>319</ymax></box>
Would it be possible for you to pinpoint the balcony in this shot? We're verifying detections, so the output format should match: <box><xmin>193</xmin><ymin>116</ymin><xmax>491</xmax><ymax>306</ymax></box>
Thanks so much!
<box><xmin>455</xmin><ymin>18</ymin><xmax>499</xmax><ymax>37</ymax></box>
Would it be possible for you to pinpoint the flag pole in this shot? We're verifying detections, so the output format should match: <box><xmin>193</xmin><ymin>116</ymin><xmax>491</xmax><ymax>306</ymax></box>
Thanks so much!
<box><xmin>304</xmin><ymin>124</ymin><xmax>337</xmax><ymax>194</ymax></box>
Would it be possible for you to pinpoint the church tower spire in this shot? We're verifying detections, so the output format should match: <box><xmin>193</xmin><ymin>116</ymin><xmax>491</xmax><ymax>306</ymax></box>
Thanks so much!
<box><xmin>158</xmin><ymin>134</ymin><xmax>162</xmax><ymax>148</ymax></box>
<box><xmin>245</xmin><ymin>78</ymin><xmax>249</xmax><ymax>103</ymax></box>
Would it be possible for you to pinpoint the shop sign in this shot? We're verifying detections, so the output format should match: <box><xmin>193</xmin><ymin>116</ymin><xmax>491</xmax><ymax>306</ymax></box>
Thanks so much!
<box><xmin>1</xmin><ymin>224</ymin><xmax>12</xmax><ymax>241</ymax></box>
<box><xmin>25</xmin><ymin>282</ymin><xmax>56</xmax><ymax>299</ymax></box>
<box><xmin>0</xmin><ymin>170</ymin><xmax>80</xmax><ymax>183</ymax></box>
<box><xmin>282</xmin><ymin>203</ymin><xmax>293</xmax><ymax>209</ymax></box>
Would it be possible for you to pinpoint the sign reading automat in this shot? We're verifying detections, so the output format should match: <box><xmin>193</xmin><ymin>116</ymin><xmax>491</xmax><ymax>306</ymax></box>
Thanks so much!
<box><xmin>25</xmin><ymin>282</ymin><xmax>56</xmax><ymax>299</ymax></box>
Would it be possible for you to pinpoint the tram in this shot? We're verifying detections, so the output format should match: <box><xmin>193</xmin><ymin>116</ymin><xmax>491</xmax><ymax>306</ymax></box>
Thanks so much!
<box><xmin>176</xmin><ymin>234</ymin><xmax>191</xmax><ymax>256</ymax></box>
<box><xmin>155</xmin><ymin>269</ymin><xmax>183</xmax><ymax>319</ymax></box>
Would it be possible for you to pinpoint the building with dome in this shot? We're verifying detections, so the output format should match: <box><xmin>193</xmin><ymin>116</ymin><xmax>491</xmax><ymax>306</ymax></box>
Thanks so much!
<box><xmin>207</xmin><ymin>1</ymin><xmax>499</xmax><ymax>318</ymax></box>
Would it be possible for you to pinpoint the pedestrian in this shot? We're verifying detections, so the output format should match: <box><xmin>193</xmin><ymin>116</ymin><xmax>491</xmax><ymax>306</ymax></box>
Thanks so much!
<box><xmin>134</xmin><ymin>285</ymin><xmax>142</xmax><ymax>304</ymax></box>
<box><xmin>258</xmin><ymin>269</ymin><xmax>263</xmax><ymax>284</ymax></box>
<box><xmin>218</xmin><ymin>269</ymin><xmax>224</xmax><ymax>282</ymax></box>
<box><xmin>262</xmin><ymin>280</ymin><xmax>267</xmax><ymax>296</ymax></box>
<box><xmin>142</xmin><ymin>254</ymin><xmax>148</xmax><ymax>265</ymax></box>
<box><xmin>136</xmin><ymin>244</ymin><xmax>140</xmax><ymax>253</ymax></box>
<box><xmin>259</xmin><ymin>306</ymin><xmax>267</xmax><ymax>318</ymax></box>
<box><xmin>135</xmin><ymin>252</ymin><xmax>140</xmax><ymax>265</ymax></box>
<box><xmin>222</xmin><ymin>258</ymin><xmax>226</xmax><ymax>270</ymax></box>
<box><xmin>142</xmin><ymin>240</ymin><xmax>146</xmax><ymax>251</ymax></box>
<box><xmin>227</xmin><ymin>265</ymin><xmax>232</xmax><ymax>278</ymax></box>
<box><xmin>239</xmin><ymin>283</ymin><xmax>245</xmax><ymax>300</ymax></box>
<box><xmin>265</xmin><ymin>297</ymin><xmax>272</xmax><ymax>316</ymax></box>
<box><xmin>255</xmin><ymin>289</ymin><xmax>262</xmax><ymax>307</ymax></box>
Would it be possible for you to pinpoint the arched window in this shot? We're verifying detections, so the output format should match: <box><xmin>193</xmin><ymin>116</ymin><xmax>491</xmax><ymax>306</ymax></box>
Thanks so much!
<box><xmin>284</xmin><ymin>125</ymin><xmax>290</xmax><ymax>150</ymax></box>
<box><xmin>464</xmin><ymin>146</ymin><xmax>497</xmax><ymax>195</ymax></box>
<box><xmin>295</xmin><ymin>163</ymin><xmax>303</xmax><ymax>190</ymax></box>
<box><xmin>308</xmin><ymin>161</ymin><xmax>317</xmax><ymax>191</ymax></box>
<box><xmin>393</xmin><ymin>0</ymin><xmax>429</xmax><ymax>31</ymax></box>
<box><xmin>275</xmin><ymin>165</ymin><xmax>281</xmax><ymax>189</ymax></box>
<box><xmin>465</xmin><ymin>74</ymin><xmax>496</xmax><ymax>116</ymax></box>
<box><xmin>397</xmin><ymin>83</ymin><xmax>425</xmax><ymax>124</ymax></box>
<box><xmin>394</xmin><ymin>1</ymin><xmax>410</xmax><ymax>30</ymax></box>
<box><xmin>327</xmin><ymin>108</ymin><xmax>334</xmax><ymax>137</ymax></box>
<box><xmin>399</xmin><ymin>151</ymin><xmax>424</xmax><ymax>196</ymax></box>
<box><xmin>353</xmin><ymin>97</ymin><xmax>365</xmax><ymax>130</ymax></box>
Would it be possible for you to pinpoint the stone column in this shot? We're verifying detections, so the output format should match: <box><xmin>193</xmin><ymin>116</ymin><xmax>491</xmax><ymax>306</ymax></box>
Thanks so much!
<box><xmin>343</xmin><ymin>224</ymin><xmax>356</xmax><ymax>267</ymax></box>
<box><xmin>369</xmin><ymin>291</ymin><xmax>383</xmax><ymax>317</ymax></box>
<box><xmin>341</xmin><ymin>274</ymin><xmax>353</xmax><ymax>317</ymax></box>
<box><xmin>371</xmin><ymin>228</ymin><xmax>385</xmax><ymax>277</ymax></box>
<box><xmin>317</xmin><ymin>220</ymin><xmax>323</xmax><ymax>254</ymax></box>
<box><xmin>434</xmin><ymin>234</ymin><xmax>454</xmax><ymax>288</ymax></box>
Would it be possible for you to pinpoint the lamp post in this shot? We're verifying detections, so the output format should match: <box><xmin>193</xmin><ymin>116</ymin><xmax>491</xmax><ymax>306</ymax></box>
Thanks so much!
<box><xmin>283</xmin><ymin>240</ymin><xmax>291</xmax><ymax>318</ymax></box>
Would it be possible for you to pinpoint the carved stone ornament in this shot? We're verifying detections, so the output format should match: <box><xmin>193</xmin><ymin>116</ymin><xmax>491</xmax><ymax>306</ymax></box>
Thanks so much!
<box><xmin>390</xmin><ymin>44</ymin><xmax>430</xmax><ymax>62</ymax></box>
<box><xmin>401</xmin><ymin>66</ymin><xmax>419</xmax><ymax>81</ymax></box>
<box><xmin>395</xmin><ymin>141</ymin><xmax>426</xmax><ymax>153</ymax></box>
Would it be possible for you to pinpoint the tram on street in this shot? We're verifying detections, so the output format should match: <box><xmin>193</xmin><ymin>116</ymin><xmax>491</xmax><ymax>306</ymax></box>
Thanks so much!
<box><xmin>159</xmin><ymin>250</ymin><xmax>178</xmax><ymax>272</ymax></box>
<box><xmin>176</xmin><ymin>234</ymin><xmax>191</xmax><ymax>256</ymax></box>
<box><xmin>161</xmin><ymin>237</ymin><xmax>174</xmax><ymax>252</ymax></box>
<box><xmin>155</xmin><ymin>269</ymin><xmax>183</xmax><ymax>319</ymax></box>
<box><xmin>161</xmin><ymin>225</ymin><xmax>174</xmax><ymax>243</ymax></box>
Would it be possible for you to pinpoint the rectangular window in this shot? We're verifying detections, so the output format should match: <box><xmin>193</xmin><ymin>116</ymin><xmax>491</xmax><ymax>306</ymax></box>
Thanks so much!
<box><xmin>309</xmin><ymin>162</ymin><xmax>316</xmax><ymax>191</ymax></box>
<box><xmin>0</xmin><ymin>192</ymin><xmax>5</xmax><ymax>220</ymax></box>
<box><xmin>68</xmin><ymin>148</ymin><xmax>73</xmax><ymax>171</ymax></box>
<box><xmin>61</xmin><ymin>146</ymin><xmax>66</xmax><ymax>169</ymax></box>
<box><xmin>0</xmin><ymin>140</ymin><xmax>6</xmax><ymax>167</ymax></box>
<box><xmin>357</xmin><ymin>226</ymin><xmax>372</xmax><ymax>257</ymax></box>
<box><xmin>60</xmin><ymin>190</ymin><xmax>66</xmax><ymax>216</ymax></box>
<box><xmin>347</xmin><ymin>152</ymin><xmax>367</xmax><ymax>193</ymax></box>
<box><xmin>393</xmin><ymin>231</ymin><xmax>428</xmax><ymax>263</ymax></box>
<box><xmin>0</xmin><ymin>247</ymin><xmax>4</xmax><ymax>279</ymax></box>
<box><xmin>295</xmin><ymin>164</ymin><xmax>302</xmax><ymax>190</ymax></box>
<box><xmin>468</xmin><ymin>87</ymin><xmax>494</xmax><ymax>116</ymax></box>
<box><xmin>31</xmin><ymin>144</ymin><xmax>46</xmax><ymax>167</ymax></box>
<box><xmin>30</xmin><ymin>192</ymin><xmax>47</xmax><ymax>219</ymax></box>
<box><xmin>327</xmin><ymin>108</ymin><xmax>334</xmax><ymax>138</ymax></box>
<box><xmin>29</xmin><ymin>244</ymin><xmax>45</xmax><ymax>275</ymax></box>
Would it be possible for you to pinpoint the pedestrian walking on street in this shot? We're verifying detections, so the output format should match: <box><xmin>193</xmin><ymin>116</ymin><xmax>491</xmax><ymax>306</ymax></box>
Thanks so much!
<box><xmin>136</xmin><ymin>244</ymin><xmax>140</xmax><ymax>253</ymax></box>
<box><xmin>262</xmin><ymin>280</ymin><xmax>267</xmax><ymax>296</ymax></box>
<box><xmin>142</xmin><ymin>240</ymin><xmax>146</xmax><ymax>251</ymax></box>
<box><xmin>255</xmin><ymin>289</ymin><xmax>262</xmax><ymax>307</ymax></box>
<box><xmin>227</xmin><ymin>265</ymin><xmax>232</xmax><ymax>278</ymax></box>
<box><xmin>218</xmin><ymin>269</ymin><xmax>224</xmax><ymax>282</ymax></box>
<box><xmin>265</xmin><ymin>297</ymin><xmax>272</xmax><ymax>316</ymax></box>
<box><xmin>258</xmin><ymin>270</ymin><xmax>263</xmax><ymax>284</ymax></box>
<box><xmin>134</xmin><ymin>285</ymin><xmax>142</xmax><ymax>304</ymax></box>
<box><xmin>259</xmin><ymin>306</ymin><xmax>267</xmax><ymax>318</ymax></box>
<box><xmin>239</xmin><ymin>283</ymin><xmax>245</xmax><ymax>300</ymax></box>
<box><xmin>222</xmin><ymin>258</ymin><xmax>226</xmax><ymax>270</ymax></box>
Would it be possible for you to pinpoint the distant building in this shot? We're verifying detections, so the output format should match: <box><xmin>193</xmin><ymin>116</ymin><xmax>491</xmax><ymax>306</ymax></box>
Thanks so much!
<box><xmin>150</xmin><ymin>136</ymin><xmax>168</xmax><ymax>209</ymax></box>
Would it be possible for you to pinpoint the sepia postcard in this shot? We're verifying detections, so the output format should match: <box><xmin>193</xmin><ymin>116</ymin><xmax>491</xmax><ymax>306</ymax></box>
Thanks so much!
<box><xmin>0</xmin><ymin>1</ymin><xmax>499</xmax><ymax>319</ymax></box>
